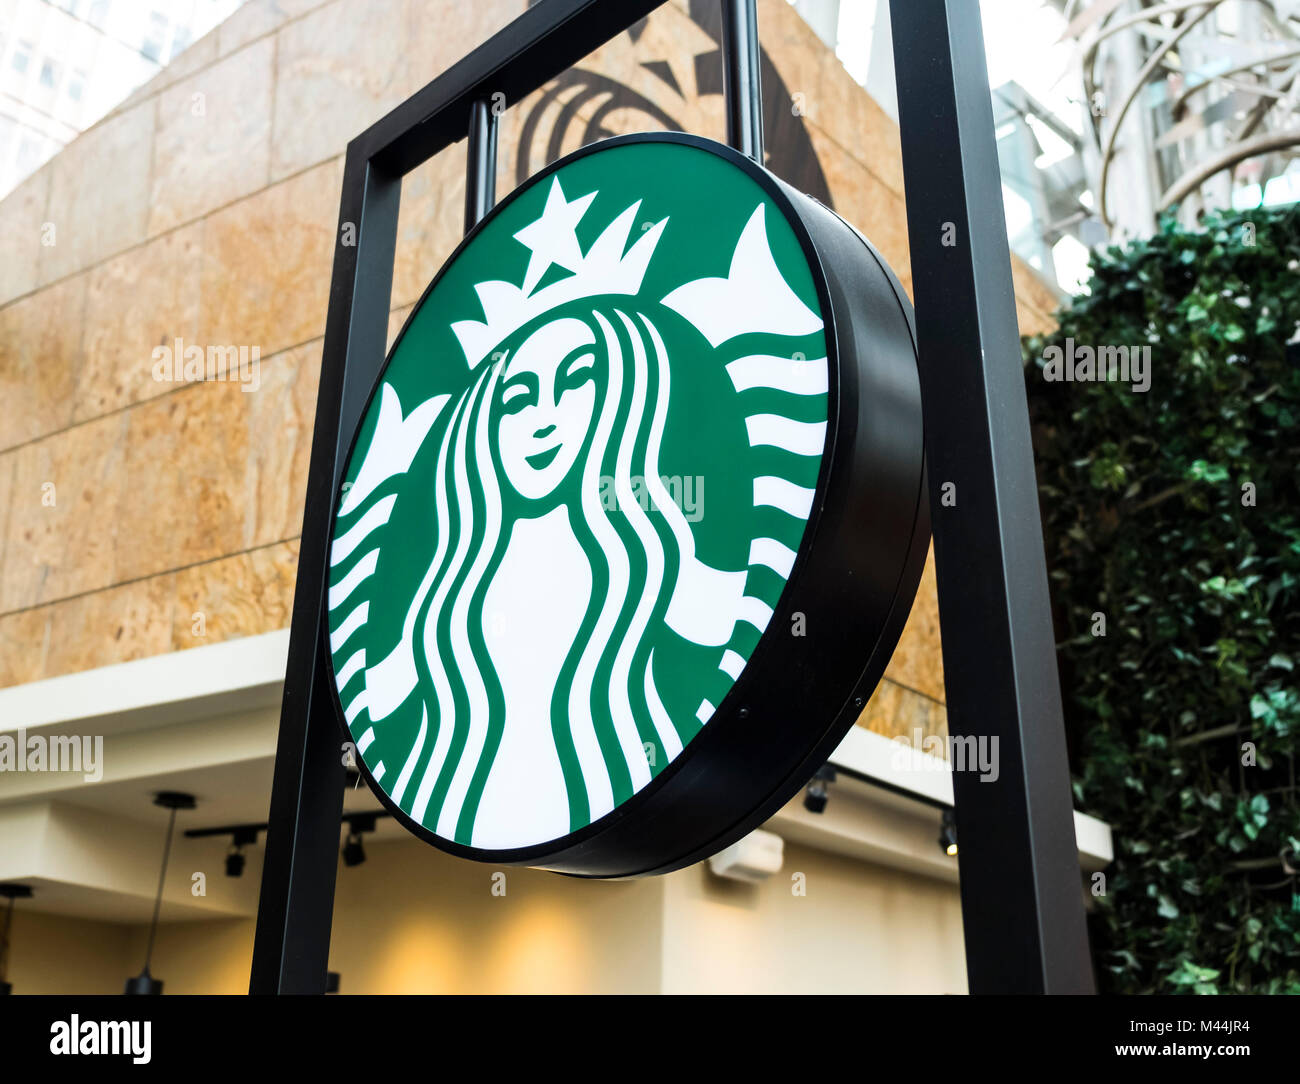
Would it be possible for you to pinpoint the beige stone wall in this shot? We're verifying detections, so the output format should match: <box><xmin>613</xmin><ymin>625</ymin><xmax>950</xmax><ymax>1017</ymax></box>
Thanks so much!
<box><xmin>0</xmin><ymin>0</ymin><xmax>1060</xmax><ymax>747</ymax></box>
<box><xmin>0</xmin><ymin>0</ymin><xmax>527</xmax><ymax>690</ymax></box>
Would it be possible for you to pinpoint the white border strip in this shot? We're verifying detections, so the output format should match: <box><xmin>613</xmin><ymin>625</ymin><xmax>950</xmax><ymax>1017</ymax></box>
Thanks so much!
<box><xmin>830</xmin><ymin>726</ymin><xmax>1113</xmax><ymax>869</ymax></box>
<box><xmin>0</xmin><ymin>629</ymin><xmax>290</xmax><ymax>734</ymax></box>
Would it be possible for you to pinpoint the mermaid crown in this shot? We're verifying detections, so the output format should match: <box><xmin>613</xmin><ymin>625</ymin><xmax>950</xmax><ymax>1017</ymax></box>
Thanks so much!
<box><xmin>452</xmin><ymin>177</ymin><xmax>668</xmax><ymax>367</ymax></box>
<box><xmin>451</xmin><ymin>173</ymin><xmax>824</xmax><ymax>366</ymax></box>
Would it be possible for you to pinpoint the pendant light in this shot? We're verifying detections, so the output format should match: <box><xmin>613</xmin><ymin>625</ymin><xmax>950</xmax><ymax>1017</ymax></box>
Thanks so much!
<box><xmin>0</xmin><ymin>883</ymin><xmax>33</xmax><ymax>995</ymax></box>
<box><xmin>125</xmin><ymin>791</ymin><xmax>195</xmax><ymax>995</ymax></box>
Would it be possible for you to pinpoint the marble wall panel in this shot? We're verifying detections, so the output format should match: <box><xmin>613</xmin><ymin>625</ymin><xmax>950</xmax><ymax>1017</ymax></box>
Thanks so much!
<box><xmin>74</xmin><ymin>222</ymin><xmax>203</xmax><ymax>421</ymax></box>
<box><xmin>218</xmin><ymin>0</ymin><xmax>333</xmax><ymax>57</ymax></box>
<box><xmin>858</xmin><ymin>678</ymin><xmax>948</xmax><ymax>751</ymax></box>
<box><xmin>0</xmin><ymin>606</ymin><xmax>50</xmax><ymax>687</ymax></box>
<box><xmin>37</xmin><ymin>101</ymin><xmax>155</xmax><ymax>286</ymax></box>
<box><xmin>0</xmin><ymin>274</ymin><xmax>88</xmax><ymax>451</ymax></box>
<box><xmin>0</xmin><ymin>168</ymin><xmax>49</xmax><ymax>307</ymax></box>
<box><xmin>197</xmin><ymin>157</ymin><xmax>342</xmax><ymax>359</ymax></box>
<box><xmin>44</xmin><ymin>573</ymin><xmax>176</xmax><ymax>677</ymax></box>
<box><xmin>269</xmin><ymin>0</ymin><xmax>527</xmax><ymax>183</ymax></box>
<box><xmin>171</xmin><ymin>540</ymin><xmax>299</xmax><ymax>650</ymax></box>
<box><xmin>240</xmin><ymin>341</ymin><xmax>320</xmax><ymax>549</ymax></box>
<box><xmin>148</xmin><ymin>38</ymin><xmax>275</xmax><ymax>236</ymax></box>
<box><xmin>1</xmin><ymin>411</ymin><xmax>130</xmax><ymax>611</ymax></box>
<box><xmin>883</xmin><ymin>547</ymin><xmax>946</xmax><ymax>704</ymax></box>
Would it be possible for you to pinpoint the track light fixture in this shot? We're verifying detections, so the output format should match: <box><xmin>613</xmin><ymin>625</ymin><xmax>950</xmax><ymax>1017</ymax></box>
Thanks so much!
<box><xmin>187</xmin><ymin>814</ymin><xmax>396</xmax><ymax>875</ymax></box>
<box><xmin>342</xmin><ymin>831</ymin><xmax>366</xmax><ymax>867</ymax></box>
<box><xmin>224</xmin><ymin>826</ymin><xmax>259</xmax><ymax>878</ymax></box>
<box><xmin>126</xmin><ymin>791</ymin><xmax>195</xmax><ymax>995</ymax></box>
<box><xmin>341</xmin><ymin>812</ymin><xmax>378</xmax><ymax>868</ymax></box>
<box><xmin>225</xmin><ymin>848</ymin><xmax>245</xmax><ymax>878</ymax></box>
<box><xmin>803</xmin><ymin>764</ymin><xmax>837</xmax><ymax>814</ymax></box>
<box><xmin>939</xmin><ymin>807</ymin><xmax>958</xmax><ymax>857</ymax></box>
<box><xmin>184</xmin><ymin>822</ymin><xmax>263</xmax><ymax>879</ymax></box>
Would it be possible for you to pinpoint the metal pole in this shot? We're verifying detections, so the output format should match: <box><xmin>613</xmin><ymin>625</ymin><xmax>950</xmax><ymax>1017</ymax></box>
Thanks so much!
<box><xmin>888</xmin><ymin>0</ymin><xmax>1095</xmax><ymax>993</ymax></box>
<box><xmin>720</xmin><ymin>0</ymin><xmax>763</xmax><ymax>162</ymax></box>
<box><xmin>0</xmin><ymin>897</ymin><xmax>13</xmax><ymax>987</ymax></box>
<box><xmin>249</xmin><ymin>149</ymin><xmax>400</xmax><ymax>994</ymax></box>
<box><xmin>465</xmin><ymin>97</ymin><xmax>499</xmax><ymax>233</ymax></box>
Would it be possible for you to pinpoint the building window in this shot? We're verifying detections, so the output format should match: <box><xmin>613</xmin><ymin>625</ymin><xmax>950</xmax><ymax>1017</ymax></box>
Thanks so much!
<box><xmin>68</xmin><ymin>69</ymin><xmax>86</xmax><ymax>102</ymax></box>
<box><xmin>89</xmin><ymin>0</ymin><xmax>111</xmax><ymax>29</ymax></box>
<box><xmin>12</xmin><ymin>41</ymin><xmax>32</xmax><ymax>75</ymax></box>
<box><xmin>39</xmin><ymin>59</ymin><xmax>59</xmax><ymax>90</ymax></box>
<box><xmin>17</xmin><ymin>134</ymin><xmax>44</xmax><ymax>174</ymax></box>
<box><xmin>142</xmin><ymin>11</ymin><xmax>168</xmax><ymax>63</ymax></box>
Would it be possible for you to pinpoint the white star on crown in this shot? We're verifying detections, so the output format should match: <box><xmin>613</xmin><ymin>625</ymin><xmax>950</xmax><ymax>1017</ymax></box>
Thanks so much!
<box><xmin>513</xmin><ymin>178</ymin><xmax>597</xmax><ymax>294</ymax></box>
<box><xmin>451</xmin><ymin>177</ymin><xmax>668</xmax><ymax>368</ymax></box>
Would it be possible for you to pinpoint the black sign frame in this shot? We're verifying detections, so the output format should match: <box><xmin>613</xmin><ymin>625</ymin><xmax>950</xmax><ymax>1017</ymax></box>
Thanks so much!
<box><xmin>320</xmin><ymin>129</ymin><xmax>930</xmax><ymax>877</ymax></box>
<box><xmin>250</xmin><ymin>0</ymin><xmax>1095</xmax><ymax>995</ymax></box>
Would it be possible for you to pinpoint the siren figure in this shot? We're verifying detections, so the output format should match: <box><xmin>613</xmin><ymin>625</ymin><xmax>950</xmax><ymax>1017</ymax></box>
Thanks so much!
<box><xmin>327</xmin><ymin>174</ymin><xmax>827</xmax><ymax>848</ymax></box>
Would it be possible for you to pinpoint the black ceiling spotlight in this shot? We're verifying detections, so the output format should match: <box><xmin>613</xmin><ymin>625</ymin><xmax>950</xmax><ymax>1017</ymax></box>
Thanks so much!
<box><xmin>803</xmin><ymin>765</ymin><xmax>837</xmax><ymax>814</ymax></box>
<box><xmin>341</xmin><ymin>832</ymin><xmax>365</xmax><ymax>867</ymax></box>
<box><xmin>939</xmin><ymin>807</ymin><xmax>958</xmax><ymax>857</ymax></box>
<box><xmin>225</xmin><ymin>826</ymin><xmax>259</xmax><ymax>878</ymax></box>
<box><xmin>341</xmin><ymin>812</ymin><xmax>378</xmax><ymax>868</ymax></box>
<box><xmin>126</xmin><ymin>791</ymin><xmax>195</xmax><ymax>996</ymax></box>
<box><xmin>0</xmin><ymin>883</ymin><xmax>34</xmax><ymax>996</ymax></box>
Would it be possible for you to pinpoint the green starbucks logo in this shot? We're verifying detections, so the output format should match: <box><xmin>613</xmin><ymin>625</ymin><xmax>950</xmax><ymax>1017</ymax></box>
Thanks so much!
<box><xmin>327</xmin><ymin>140</ymin><xmax>829</xmax><ymax>852</ymax></box>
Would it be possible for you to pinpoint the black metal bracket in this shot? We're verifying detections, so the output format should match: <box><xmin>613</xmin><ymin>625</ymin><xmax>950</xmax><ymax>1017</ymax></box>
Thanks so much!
<box><xmin>721</xmin><ymin>0</ymin><xmax>763</xmax><ymax>162</ymax></box>
<box><xmin>889</xmin><ymin>0</ymin><xmax>1093</xmax><ymax>993</ymax></box>
<box><xmin>251</xmin><ymin>0</ymin><xmax>1093</xmax><ymax>994</ymax></box>
<box><xmin>464</xmin><ymin>96</ymin><xmax>500</xmax><ymax>232</ymax></box>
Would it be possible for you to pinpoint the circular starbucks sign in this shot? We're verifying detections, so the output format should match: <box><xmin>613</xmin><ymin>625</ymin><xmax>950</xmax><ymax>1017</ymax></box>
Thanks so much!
<box><xmin>325</xmin><ymin>133</ymin><xmax>927</xmax><ymax>875</ymax></box>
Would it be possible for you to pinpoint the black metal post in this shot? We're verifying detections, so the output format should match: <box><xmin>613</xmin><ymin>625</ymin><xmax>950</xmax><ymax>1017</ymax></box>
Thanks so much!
<box><xmin>888</xmin><ymin>0</ymin><xmax>1095</xmax><ymax>993</ymax></box>
<box><xmin>465</xmin><ymin>97</ymin><xmax>500</xmax><ymax>232</ymax></box>
<box><xmin>249</xmin><ymin>151</ymin><xmax>400</xmax><ymax>995</ymax></box>
<box><xmin>251</xmin><ymin>0</ymin><xmax>667</xmax><ymax>996</ymax></box>
<box><xmin>720</xmin><ymin>0</ymin><xmax>763</xmax><ymax>162</ymax></box>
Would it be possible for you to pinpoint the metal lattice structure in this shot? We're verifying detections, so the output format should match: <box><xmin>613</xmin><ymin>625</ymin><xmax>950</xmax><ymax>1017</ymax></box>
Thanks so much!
<box><xmin>1065</xmin><ymin>0</ymin><xmax>1300</xmax><ymax>235</ymax></box>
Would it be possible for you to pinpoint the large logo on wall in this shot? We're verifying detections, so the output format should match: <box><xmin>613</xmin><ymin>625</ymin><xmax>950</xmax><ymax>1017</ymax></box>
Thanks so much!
<box><xmin>517</xmin><ymin>0</ymin><xmax>833</xmax><ymax>207</ymax></box>
<box><xmin>326</xmin><ymin>135</ymin><xmax>928</xmax><ymax>877</ymax></box>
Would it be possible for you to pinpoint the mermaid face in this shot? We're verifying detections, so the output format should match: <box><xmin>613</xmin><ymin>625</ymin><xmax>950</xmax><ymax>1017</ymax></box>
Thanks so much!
<box><xmin>497</xmin><ymin>317</ymin><xmax>599</xmax><ymax>502</ymax></box>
